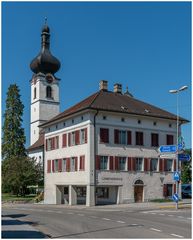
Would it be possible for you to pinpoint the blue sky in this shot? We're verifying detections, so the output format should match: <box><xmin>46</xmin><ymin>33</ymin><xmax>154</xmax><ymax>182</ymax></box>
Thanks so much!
<box><xmin>2</xmin><ymin>1</ymin><xmax>191</xmax><ymax>148</ymax></box>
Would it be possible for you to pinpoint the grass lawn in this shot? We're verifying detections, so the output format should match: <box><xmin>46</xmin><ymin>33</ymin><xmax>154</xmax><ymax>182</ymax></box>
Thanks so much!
<box><xmin>2</xmin><ymin>193</ymin><xmax>36</xmax><ymax>202</ymax></box>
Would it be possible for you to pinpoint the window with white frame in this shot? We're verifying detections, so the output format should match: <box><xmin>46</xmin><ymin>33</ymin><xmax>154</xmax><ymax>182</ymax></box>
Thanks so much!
<box><xmin>63</xmin><ymin>158</ymin><xmax>67</xmax><ymax>171</ymax></box>
<box><xmin>165</xmin><ymin>159</ymin><xmax>173</xmax><ymax>171</ymax></box>
<box><xmin>136</xmin><ymin>158</ymin><xmax>143</xmax><ymax>171</ymax></box>
<box><xmin>150</xmin><ymin>158</ymin><xmax>158</xmax><ymax>171</ymax></box>
<box><xmin>100</xmin><ymin>156</ymin><xmax>108</xmax><ymax>170</ymax></box>
<box><xmin>71</xmin><ymin>132</ymin><xmax>75</xmax><ymax>146</ymax></box>
<box><xmin>71</xmin><ymin>157</ymin><xmax>76</xmax><ymax>171</ymax></box>
<box><xmin>119</xmin><ymin>157</ymin><xmax>126</xmax><ymax>170</ymax></box>
<box><xmin>55</xmin><ymin>159</ymin><xmax>59</xmax><ymax>172</ymax></box>
<box><xmin>119</xmin><ymin>130</ymin><xmax>126</xmax><ymax>144</ymax></box>
<box><xmin>80</xmin><ymin>129</ymin><xmax>85</xmax><ymax>144</ymax></box>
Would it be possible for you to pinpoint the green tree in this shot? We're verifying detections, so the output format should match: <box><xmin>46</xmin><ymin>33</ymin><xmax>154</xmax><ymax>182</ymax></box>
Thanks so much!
<box><xmin>2</xmin><ymin>84</ymin><xmax>42</xmax><ymax>195</ymax></box>
<box><xmin>181</xmin><ymin>149</ymin><xmax>192</xmax><ymax>184</ymax></box>
<box><xmin>2</xmin><ymin>156</ymin><xmax>42</xmax><ymax>196</ymax></box>
<box><xmin>2</xmin><ymin>84</ymin><xmax>26</xmax><ymax>159</ymax></box>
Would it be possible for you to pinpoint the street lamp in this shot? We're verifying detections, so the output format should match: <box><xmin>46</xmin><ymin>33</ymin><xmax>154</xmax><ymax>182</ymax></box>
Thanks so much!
<box><xmin>169</xmin><ymin>85</ymin><xmax>188</xmax><ymax>210</ymax></box>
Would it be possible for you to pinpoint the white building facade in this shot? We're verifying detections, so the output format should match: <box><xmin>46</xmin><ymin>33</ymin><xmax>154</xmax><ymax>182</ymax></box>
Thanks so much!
<box><xmin>41</xmin><ymin>81</ymin><xmax>187</xmax><ymax>206</ymax></box>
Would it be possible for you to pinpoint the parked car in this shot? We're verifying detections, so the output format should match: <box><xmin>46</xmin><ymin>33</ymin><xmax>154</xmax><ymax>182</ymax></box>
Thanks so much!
<box><xmin>181</xmin><ymin>184</ymin><xmax>192</xmax><ymax>198</ymax></box>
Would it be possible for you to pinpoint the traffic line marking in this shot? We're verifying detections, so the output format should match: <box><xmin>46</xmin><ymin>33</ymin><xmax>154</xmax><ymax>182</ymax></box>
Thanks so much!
<box><xmin>77</xmin><ymin>214</ymin><xmax>84</xmax><ymax>216</ymax></box>
<box><xmin>170</xmin><ymin>233</ymin><xmax>184</xmax><ymax>238</ymax></box>
<box><xmin>168</xmin><ymin>215</ymin><xmax>174</xmax><ymax>217</ymax></box>
<box><xmin>117</xmin><ymin>220</ymin><xmax>125</xmax><ymax>224</ymax></box>
<box><xmin>159</xmin><ymin>214</ymin><xmax>165</xmax><ymax>216</ymax></box>
<box><xmin>150</xmin><ymin>228</ymin><xmax>162</xmax><ymax>232</ymax></box>
<box><xmin>177</xmin><ymin>216</ymin><xmax>184</xmax><ymax>218</ymax></box>
<box><xmin>102</xmin><ymin>218</ymin><xmax>110</xmax><ymax>221</ymax></box>
<box><xmin>187</xmin><ymin>217</ymin><xmax>191</xmax><ymax>219</ymax></box>
<box><xmin>150</xmin><ymin>212</ymin><xmax>156</xmax><ymax>214</ymax></box>
<box><xmin>67</xmin><ymin>212</ymin><xmax>74</xmax><ymax>215</ymax></box>
<box><xmin>90</xmin><ymin>216</ymin><xmax>98</xmax><ymax>218</ymax></box>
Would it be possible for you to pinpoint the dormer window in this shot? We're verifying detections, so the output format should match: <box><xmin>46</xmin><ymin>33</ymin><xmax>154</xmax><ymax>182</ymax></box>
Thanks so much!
<box><xmin>46</xmin><ymin>86</ymin><xmax>52</xmax><ymax>98</ymax></box>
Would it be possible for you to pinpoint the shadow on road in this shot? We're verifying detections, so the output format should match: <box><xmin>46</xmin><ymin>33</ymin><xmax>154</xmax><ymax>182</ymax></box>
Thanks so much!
<box><xmin>2</xmin><ymin>230</ymin><xmax>46</xmax><ymax>239</ymax></box>
<box><xmin>1</xmin><ymin>214</ymin><xmax>45</xmax><ymax>239</ymax></box>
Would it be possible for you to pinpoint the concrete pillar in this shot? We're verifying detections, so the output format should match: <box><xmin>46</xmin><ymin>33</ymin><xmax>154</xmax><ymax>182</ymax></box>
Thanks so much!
<box><xmin>86</xmin><ymin>185</ymin><xmax>95</xmax><ymax>206</ymax></box>
<box><xmin>69</xmin><ymin>185</ymin><xmax>77</xmax><ymax>205</ymax></box>
<box><xmin>117</xmin><ymin>186</ymin><xmax>122</xmax><ymax>204</ymax></box>
<box><xmin>56</xmin><ymin>186</ymin><xmax>62</xmax><ymax>204</ymax></box>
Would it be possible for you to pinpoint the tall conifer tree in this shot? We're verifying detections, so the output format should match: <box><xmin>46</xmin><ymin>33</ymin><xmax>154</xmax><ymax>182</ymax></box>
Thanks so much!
<box><xmin>2</xmin><ymin>84</ymin><xmax>26</xmax><ymax>159</ymax></box>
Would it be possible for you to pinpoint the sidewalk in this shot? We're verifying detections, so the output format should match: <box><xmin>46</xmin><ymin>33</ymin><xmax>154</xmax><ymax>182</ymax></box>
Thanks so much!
<box><xmin>1</xmin><ymin>215</ymin><xmax>46</xmax><ymax>238</ymax></box>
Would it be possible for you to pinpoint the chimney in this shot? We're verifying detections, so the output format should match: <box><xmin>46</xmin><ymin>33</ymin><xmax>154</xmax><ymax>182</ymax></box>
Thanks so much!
<box><xmin>99</xmin><ymin>80</ymin><xmax>108</xmax><ymax>91</ymax></box>
<box><xmin>114</xmin><ymin>83</ymin><xmax>122</xmax><ymax>94</ymax></box>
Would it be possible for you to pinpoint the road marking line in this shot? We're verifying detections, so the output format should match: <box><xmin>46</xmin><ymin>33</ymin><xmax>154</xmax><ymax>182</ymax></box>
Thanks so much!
<box><xmin>178</xmin><ymin>216</ymin><xmax>184</xmax><ymax>218</ymax></box>
<box><xmin>102</xmin><ymin>218</ymin><xmax>110</xmax><ymax>221</ymax></box>
<box><xmin>131</xmin><ymin>224</ymin><xmax>138</xmax><ymax>226</ymax></box>
<box><xmin>67</xmin><ymin>212</ymin><xmax>74</xmax><ymax>215</ymax></box>
<box><xmin>159</xmin><ymin>214</ymin><xmax>165</xmax><ymax>216</ymax></box>
<box><xmin>150</xmin><ymin>213</ymin><xmax>156</xmax><ymax>215</ymax></box>
<box><xmin>150</xmin><ymin>228</ymin><xmax>162</xmax><ymax>232</ymax></box>
<box><xmin>170</xmin><ymin>234</ymin><xmax>184</xmax><ymax>238</ymax></box>
<box><xmin>77</xmin><ymin>214</ymin><xmax>84</xmax><ymax>216</ymax></box>
<box><xmin>168</xmin><ymin>215</ymin><xmax>174</xmax><ymax>217</ymax></box>
<box><xmin>187</xmin><ymin>217</ymin><xmax>191</xmax><ymax>219</ymax></box>
<box><xmin>117</xmin><ymin>220</ymin><xmax>125</xmax><ymax>224</ymax></box>
<box><xmin>142</xmin><ymin>212</ymin><xmax>148</xmax><ymax>214</ymax></box>
<box><xmin>90</xmin><ymin>216</ymin><xmax>98</xmax><ymax>218</ymax></box>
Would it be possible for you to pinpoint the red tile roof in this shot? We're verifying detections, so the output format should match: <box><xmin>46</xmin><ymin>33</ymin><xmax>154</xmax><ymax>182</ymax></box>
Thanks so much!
<box><xmin>27</xmin><ymin>132</ymin><xmax>44</xmax><ymax>151</ymax></box>
<box><xmin>40</xmin><ymin>90</ymin><xmax>188</xmax><ymax>127</ymax></box>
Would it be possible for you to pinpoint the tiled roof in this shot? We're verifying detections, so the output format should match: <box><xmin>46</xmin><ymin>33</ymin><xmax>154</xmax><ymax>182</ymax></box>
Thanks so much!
<box><xmin>28</xmin><ymin>132</ymin><xmax>44</xmax><ymax>151</ymax></box>
<box><xmin>40</xmin><ymin>90</ymin><xmax>188</xmax><ymax>127</ymax></box>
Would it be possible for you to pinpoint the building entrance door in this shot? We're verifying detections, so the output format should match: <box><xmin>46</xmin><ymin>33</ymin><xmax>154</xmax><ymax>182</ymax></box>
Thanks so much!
<box><xmin>134</xmin><ymin>186</ymin><xmax>143</xmax><ymax>202</ymax></box>
<box><xmin>134</xmin><ymin>180</ymin><xmax>144</xmax><ymax>203</ymax></box>
<box><xmin>63</xmin><ymin>186</ymin><xmax>69</xmax><ymax>204</ymax></box>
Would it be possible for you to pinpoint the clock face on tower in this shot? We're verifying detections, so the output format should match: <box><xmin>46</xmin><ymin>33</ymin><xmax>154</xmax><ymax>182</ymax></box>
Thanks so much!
<box><xmin>45</xmin><ymin>73</ymin><xmax>54</xmax><ymax>83</ymax></box>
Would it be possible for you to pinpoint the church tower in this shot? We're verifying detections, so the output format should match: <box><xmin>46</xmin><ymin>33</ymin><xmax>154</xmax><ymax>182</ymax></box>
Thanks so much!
<box><xmin>30</xmin><ymin>22</ymin><xmax>61</xmax><ymax>145</ymax></box>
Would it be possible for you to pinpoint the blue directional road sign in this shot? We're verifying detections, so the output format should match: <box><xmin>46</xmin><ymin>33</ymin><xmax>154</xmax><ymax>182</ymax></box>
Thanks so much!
<box><xmin>173</xmin><ymin>171</ymin><xmax>180</xmax><ymax>181</ymax></box>
<box><xmin>178</xmin><ymin>154</ymin><xmax>191</xmax><ymax>162</ymax></box>
<box><xmin>159</xmin><ymin>145</ymin><xmax>176</xmax><ymax>153</ymax></box>
<box><xmin>172</xmin><ymin>193</ymin><xmax>179</xmax><ymax>202</ymax></box>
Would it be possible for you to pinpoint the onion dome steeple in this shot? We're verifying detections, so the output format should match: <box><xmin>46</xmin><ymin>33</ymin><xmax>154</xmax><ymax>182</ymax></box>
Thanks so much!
<box><xmin>30</xmin><ymin>19</ymin><xmax>61</xmax><ymax>75</ymax></box>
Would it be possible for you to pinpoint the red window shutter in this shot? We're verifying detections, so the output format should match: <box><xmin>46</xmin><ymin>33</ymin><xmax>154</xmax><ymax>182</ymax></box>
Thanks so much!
<box><xmin>167</xmin><ymin>135</ymin><xmax>174</xmax><ymax>145</ymax></box>
<box><xmin>68</xmin><ymin>133</ymin><xmax>71</xmax><ymax>146</ymax></box>
<box><xmin>80</xmin><ymin>156</ymin><xmax>85</xmax><ymax>171</ymax></box>
<box><xmin>109</xmin><ymin>156</ymin><xmax>114</xmax><ymax>170</ymax></box>
<box><xmin>159</xmin><ymin>159</ymin><xmax>163</xmax><ymax>172</ymax></box>
<box><xmin>47</xmin><ymin>160</ymin><xmax>51</xmax><ymax>173</ymax></box>
<box><xmin>96</xmin><ymin>155</ymin><xmax>100</xmax><ymax>170</ymax></box>
<box><xmin>132</xmin><ymin>158</ymin><xmax>136</xmax><ymax>171</ymax></box>
<box><xmin>100</xmin><ymin>128</ymin><xmax>109</xmax><ymax>143</ymax></box>
<box><xmin>75</xmin><ymin>130</ymin><xmax>80</xmax><ymax>145</ymax></box>
<box><xmin>173</xmin><ymin>159</ymin><xmax>176</xmax><ymax>171</ymax></box>
<box><xmin>115</xmin><ymin>157</ymin><xmax>119</xmax><ymax>170</ymax></box>
<box><xmin>114</xmin><ymin>129</ymin><xmax>119</xmax><ymax>144</ymax></box>
<box><xmin>46</xmin><ymin>139</ymin><xmax>48</xmax><ymax>151</ymax></box>
<box><xmin>53</xmin><ymin>137</ymin><xmax>55</xmax><ymax>149</ymax></box>
<box><xmin>144</xmin><ymin>158</ymin><xmax>148</xmax><ymax>171</ymax></box>
<box><xmin>58</xmin><ymin>159</ymin><xmax>62</xmax><ymax>172</ymax></box>
<box><xmin>127</xmin><ymin>131</ymin><xmax>132</xmax><ymax>145</ymax></box>
<box><xmin>52</xmin><ymin>160</ymin><xmax>55</xmax><ymax>172</ymax></box>
<box><xmin>128</xmin><ymin>157</ymin><xmax>132</xmax><ymax>171</ymax></box>
<box><xmin>75</xmin><ymin>157</ymin><xmax>78</xmax><ymax>171</ymax></box>
<box><xmin>147</xmin><ymin>158</ymin><xmax>151</xmax><ymax>171</ymax></box>
<box><xmin>62</xmin><ymin>134</ymin><xmax>67</xmax><ymax>147</ymax></box>
<box><xmin>80</xmin><ymin>156</ymin><xmax>82</xmax><ymax>170</ymax></box>
<box><xmin>85</xmin><ymin>128</ymin><xmax>88</xmax><ymax>143</ymax></box>
<box><xmin>173</xmin><ymin>184</ymin><xmax>176</xmax><ymax>194</ymax></box>
<box><xmin>66</xmin><ymin>158</ymin><xmax>70</xmax><ymax>172</ymax></box>
<box><xmin>163</xmin><ymin>184</ymin><xmax>167</xmax><ymax>197</ymax></box>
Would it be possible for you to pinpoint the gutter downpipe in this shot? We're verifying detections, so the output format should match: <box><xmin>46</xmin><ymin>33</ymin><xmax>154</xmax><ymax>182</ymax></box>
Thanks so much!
<box><xmin>93</xmin><ymin>110</ymin><xmax>99</xmax><ymax>205</ymax></box>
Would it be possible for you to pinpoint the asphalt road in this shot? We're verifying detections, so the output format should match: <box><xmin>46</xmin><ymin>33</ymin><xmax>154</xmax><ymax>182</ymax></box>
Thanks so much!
<box><xmin>2</xmin><ymin>204</ymin><xmax>191</xmax><ymax>238</ymax></box>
